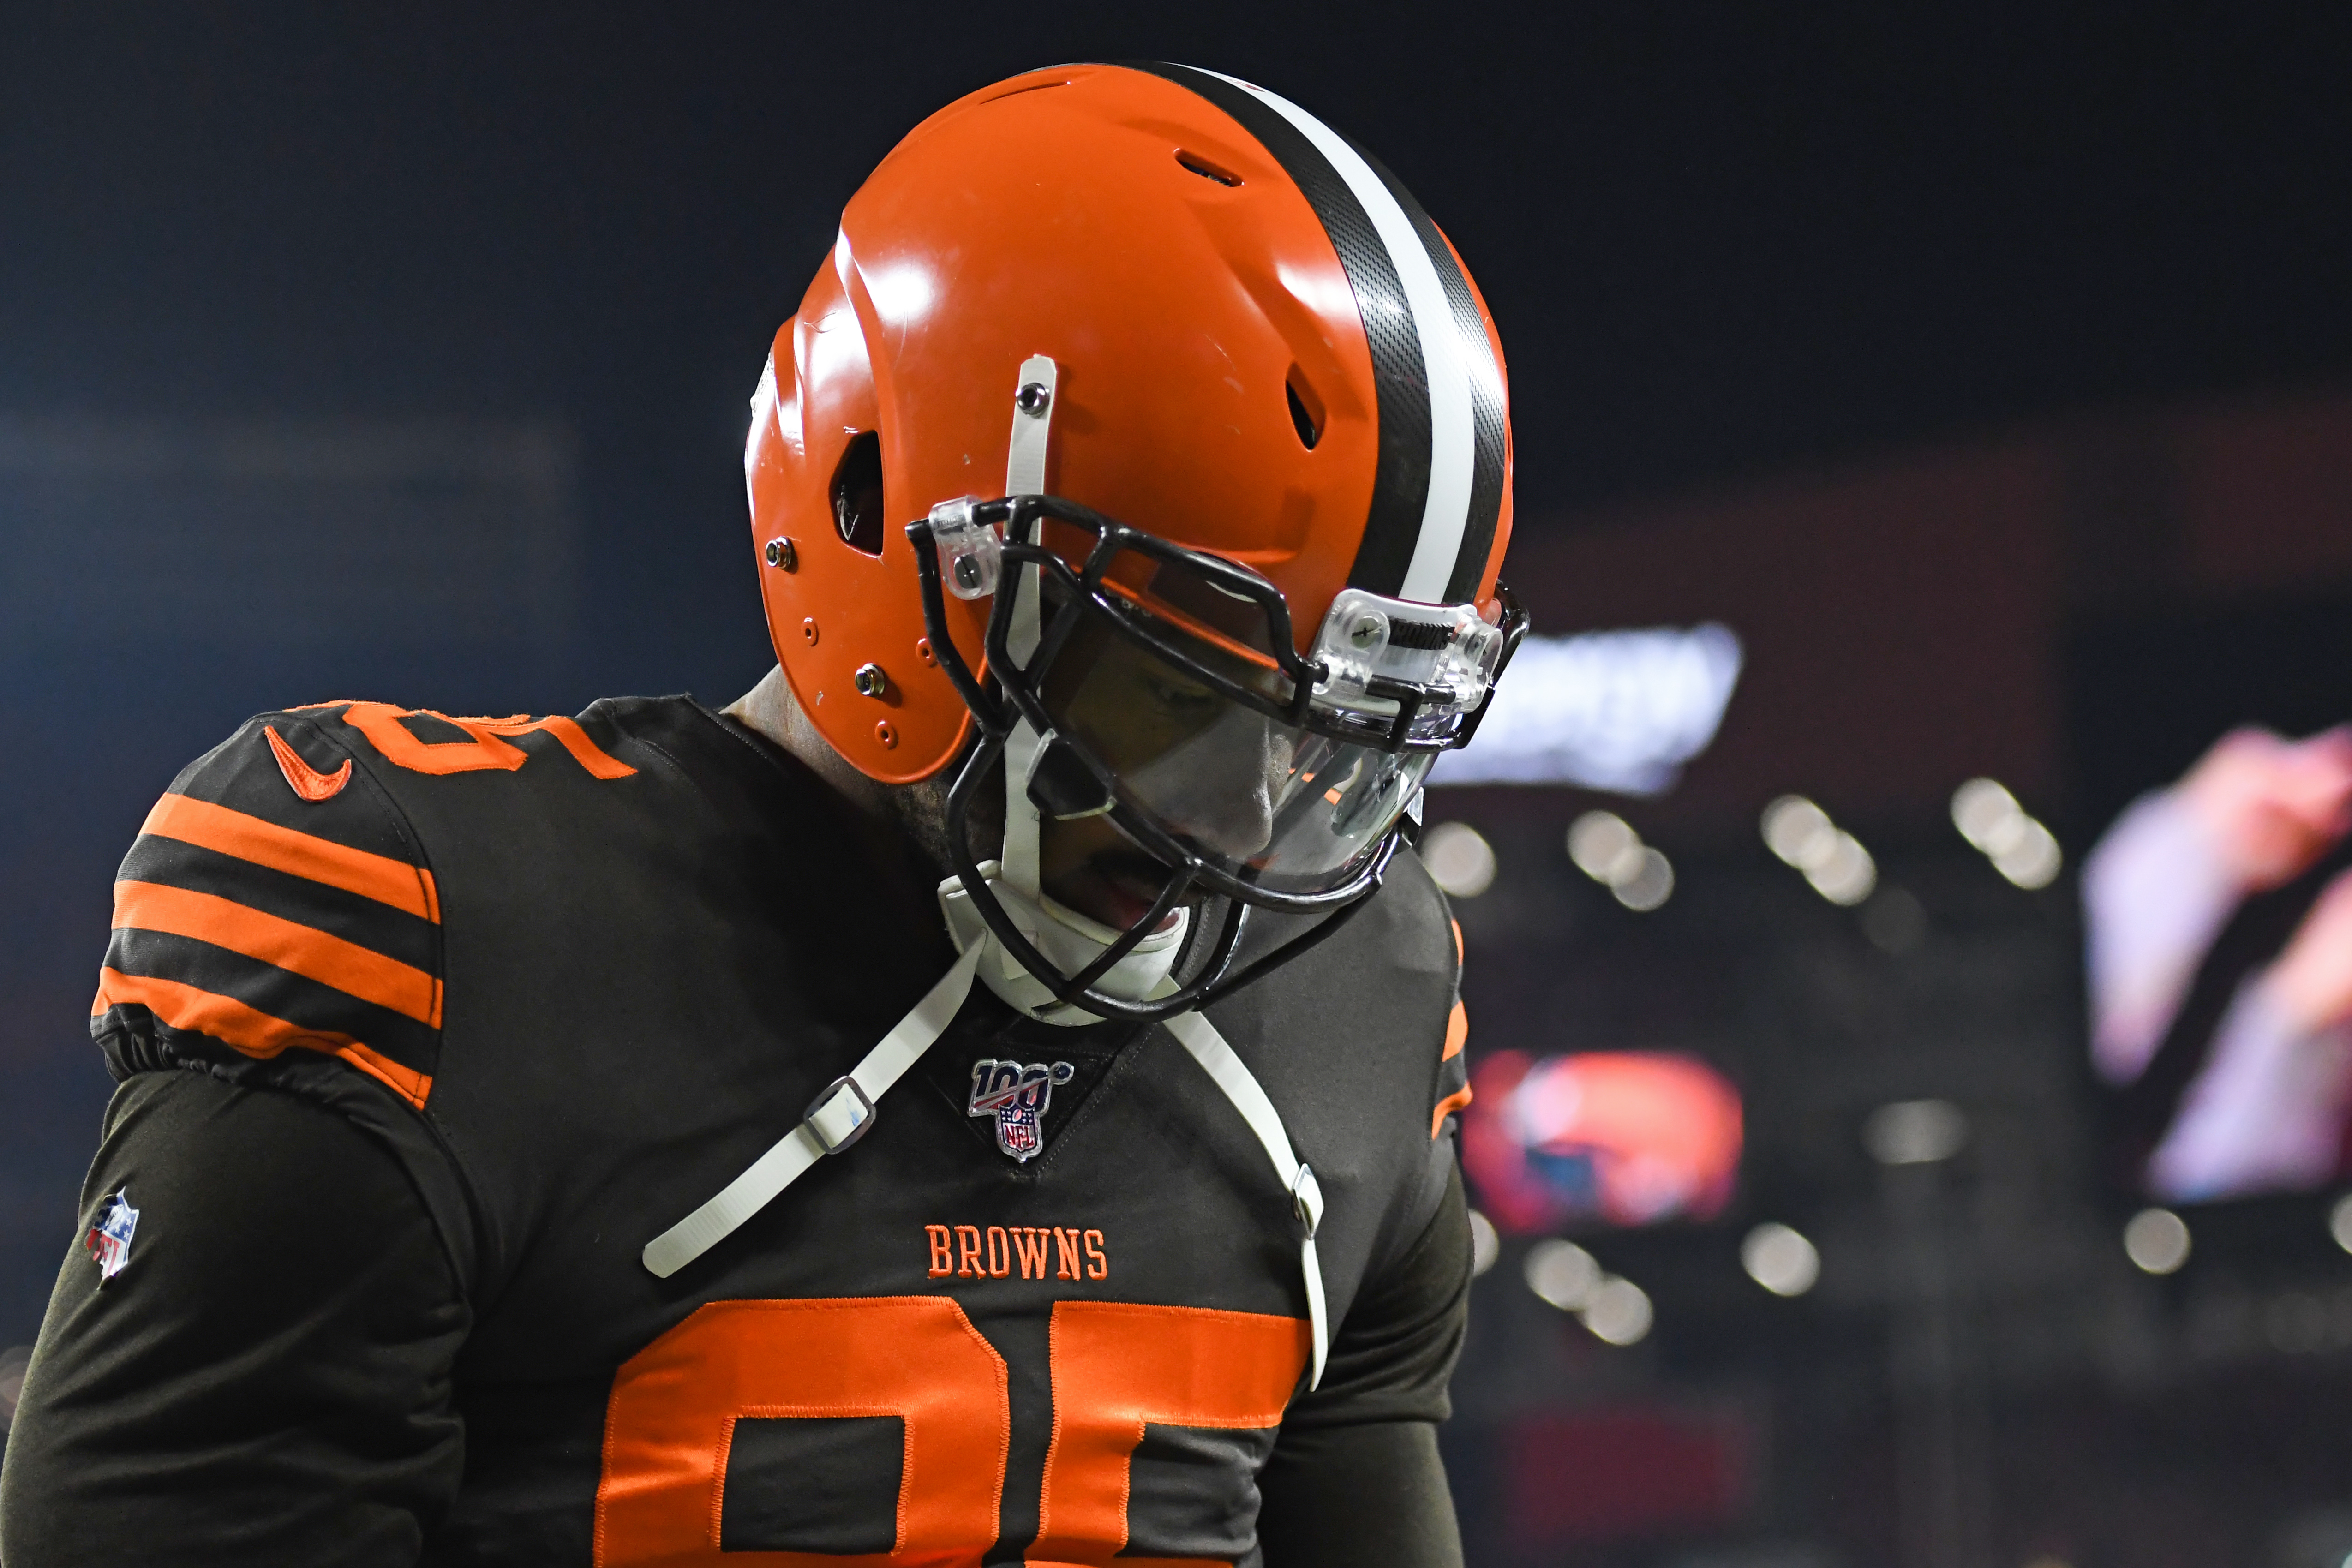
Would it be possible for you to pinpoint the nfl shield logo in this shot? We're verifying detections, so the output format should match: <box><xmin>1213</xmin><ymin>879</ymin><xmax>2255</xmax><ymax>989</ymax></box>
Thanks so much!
<box><xmin>85</xmin><ymin>1190</ymin><xmax>138</xmax><ymax>1282</ymax></box>
<box><xmin>967</xmin><ymin>1059</ymin><xmax>1077</xmax><ymax>1162</ymax></box>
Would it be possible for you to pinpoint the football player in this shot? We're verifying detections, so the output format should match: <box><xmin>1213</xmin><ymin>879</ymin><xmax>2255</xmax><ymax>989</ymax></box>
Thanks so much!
<box><xmin>0</xmin><ymin>62</ymin><xmax>1522</xmax><ymax>1567</ymax></box>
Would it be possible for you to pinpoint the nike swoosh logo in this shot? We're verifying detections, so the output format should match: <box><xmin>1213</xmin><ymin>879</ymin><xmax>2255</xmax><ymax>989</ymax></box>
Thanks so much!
<box><xmin>265</xmin><ymin>724</ymin><xmax>352</xmax><ymax>802</ymax></box>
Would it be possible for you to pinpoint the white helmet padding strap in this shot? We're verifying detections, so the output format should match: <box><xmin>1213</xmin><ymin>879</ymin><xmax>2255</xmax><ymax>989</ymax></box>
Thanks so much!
<box><xmin>981</xmin><ymin>351</ymin><xmax>1194</xmax><ymax>1020</ymax></box>
<box><xmin>939</xmin><ymin>862</ymin><xmax>1189</xmax><ymax>1027</ymax></box>
<box><xmin>1000</xmin><ymin>353</ymin><xmax>1055</xmax><ymax>902</ymax></box>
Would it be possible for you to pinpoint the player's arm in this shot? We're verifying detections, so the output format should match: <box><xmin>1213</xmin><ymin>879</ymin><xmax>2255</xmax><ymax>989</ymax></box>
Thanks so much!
<box><xmin>0</xmin><ymin>1069</ymin><xmax>468</xmax><ymax>1566</ymax></box>
<box><xmin>0</xmin><ymin>712</ymin><xmax>469</xmax><ymax>1564</ymax></box>
<box><xmin>1257</xmin><ymin>909</ymin><xmax>1475</xmax><ymax>1568</ymax></box>
<box><xmin>1255</xmin><ymin>1155</ymin><xmax>1472</xmax><ymax>1568</ymax></box>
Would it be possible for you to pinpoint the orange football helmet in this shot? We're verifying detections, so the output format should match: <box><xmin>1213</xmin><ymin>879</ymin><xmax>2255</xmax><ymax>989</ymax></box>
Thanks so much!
<box><xmin>743</xmin><ymin>62</ymin><xmax>1526</xmax><ymax>1020</ymax></box>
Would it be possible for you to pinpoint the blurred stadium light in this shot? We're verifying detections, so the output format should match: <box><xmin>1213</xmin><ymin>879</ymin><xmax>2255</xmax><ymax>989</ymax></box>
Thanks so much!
<box><xmin>1761</xmin><ymin>795</ymin><xmax>1878</xmax><ymax>905</ymax></box>
<box><xmin>1582</xmin><ymin>1276</ymin><xmax>1655</xmax><ymax>1345</ymax></box>
<box><xmin>1950</xmin><ymin>777</ymin><xmax>2064</xmax><ymax>889</ymax></box>
<box><xmin>1467</xmin><ymin>1209</ymin><xmax>1500</xmax><ymax>1278</ymax></box>
<box><xmin>1740</xmin><ymin>1222</ymin><xmax>1821</xmax><ymax>1297</ymax></box>
<box><xmin>1524</xmin><ymin>1237</ymin><xmax>1601</xmax><ymax>1311</ymax></box>
<box><xmin>2123</xmin><ymin>1207</ymin><xmax>2192</xmax><ymax>1275</ymax></box>
<box><xmin>1430</xmin><ymin>623</ymin><xmax>1742</xmax><ymax>792</ymax></box>
<box><xmin>1862</xmin><ymin>1099</ymin><xmax>1969</xmax><ymax>1166</ymax></box>
<box><xmin>1567</xmin><ymin>810</ymin><xmax>1676</xmax><ymax>911</ymax></box>
<box><xmin>1422</xmin><ymin>820</ymin><xmax>1499</xmax><ymax>898</ymax></box>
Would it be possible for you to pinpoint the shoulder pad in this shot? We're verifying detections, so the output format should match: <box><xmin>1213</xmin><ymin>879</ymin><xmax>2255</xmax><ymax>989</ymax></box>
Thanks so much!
<box><xmin>93</xmin><ymin>711</ymin><xmax>442</xmax><ymax>1108</ymax></box>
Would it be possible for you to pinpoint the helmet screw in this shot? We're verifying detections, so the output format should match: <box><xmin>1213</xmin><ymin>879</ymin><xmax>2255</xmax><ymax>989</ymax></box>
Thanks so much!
<box><xmin>1347</xmin><ymin>612</ymin><xmax>1386</xmax><ymax>647</ymax></box>
<box><xmin>853</xmin><ymin>662</ymin><xmax>889</xmax><ymax>699</ymax></box>
<box><xmin>763</xmin><ymin>536</ymin><xmax>797</xmax><ymax>571</ymax></box>
<box><xmin>952</xmin><ymin>555</ymin><xmax>984</xmax><ymax>592</ymax></box>
<box><xmin>1016</xmin><ymin>381</ymin><xmax>1052</xmax><ymax>417</ymax></box>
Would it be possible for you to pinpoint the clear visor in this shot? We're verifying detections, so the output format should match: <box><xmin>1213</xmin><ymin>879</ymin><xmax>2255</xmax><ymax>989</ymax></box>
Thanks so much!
<box><xmin>1035</xmin><ymin>593</ymin><xmax>1436</xmax><ymax>897</ymax></box>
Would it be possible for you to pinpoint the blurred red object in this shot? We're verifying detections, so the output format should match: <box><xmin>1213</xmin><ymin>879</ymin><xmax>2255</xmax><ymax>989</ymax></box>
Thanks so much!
<box><xmin>1505</xmin><ymin>1407</ymin><xmax>1752</xmax><ymax>1546</ymax></box>
<box><xmin>1464</xmin><ymin>1049</ymin><xmax>1742</xmax><ymax>1232</ymax></box>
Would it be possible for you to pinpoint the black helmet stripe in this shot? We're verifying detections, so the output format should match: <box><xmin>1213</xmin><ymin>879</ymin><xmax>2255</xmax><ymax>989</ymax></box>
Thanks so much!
<box><xmin>1355</xmin><ymin>147</ymin><xmax>1510</xmax><ymax>604</ymax></box>
<box><xmin>1126</xmin><ymin>61</ymin><xmax>1496</xmax><ymax>602</ymax></box>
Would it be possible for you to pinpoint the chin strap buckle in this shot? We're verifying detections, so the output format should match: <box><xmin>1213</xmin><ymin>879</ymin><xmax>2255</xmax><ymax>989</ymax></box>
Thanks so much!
<box><xmin>1291</xmin><ymin>1163</ymin><xmax>1324</xmax><ymax>1241</ymax></box>
<box><xmin>641</xmin><ymin>943</ymin><xmax>984</xmax><ymax>1280</ymax></box>
<box><xmin>802</xmin><ymin>1076</ymin><xmax>878</xmax><ymax>1155</ymax></box>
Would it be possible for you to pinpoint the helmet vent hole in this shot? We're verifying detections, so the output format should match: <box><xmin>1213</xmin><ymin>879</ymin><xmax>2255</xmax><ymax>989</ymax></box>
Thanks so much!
<box><xmin>1175</xmin><ymin>149</ymin><xmax>1243</xmax><ymax>187</ymax></box>
<box><xmin>830</xmin><ymin>430</ymin><xmax>886</xmax><ymax>556</ymax></box>
<box><xmin>981</xmin><ymin>78</ymin><xmax>1070</xmax><ymax>104</ymax></box>
<box><xmin>1285</xmin><ymin>372</ymin><xmax>1324</xmax><ymax>451</ymax></box>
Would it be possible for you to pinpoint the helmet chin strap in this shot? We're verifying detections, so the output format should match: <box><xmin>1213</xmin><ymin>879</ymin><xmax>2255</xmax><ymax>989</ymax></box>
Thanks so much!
<box><xmin>935</xmin><ymin>351</ymin><xmax>1189</xmax><ymax>1026</ymax></box>
<box><xmin>936</xmin><ymin>623</ymin><xmax>1192</xmax><ymax>1025</ymax></box>
<box><xmin>995</xmin><ymin>352</ymin><xmax>1052</xmax><ymax>912</ymax></box>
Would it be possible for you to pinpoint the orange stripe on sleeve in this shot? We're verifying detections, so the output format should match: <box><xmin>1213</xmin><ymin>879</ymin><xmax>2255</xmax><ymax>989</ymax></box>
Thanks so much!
<box><xmin>97</xmin><ymin>965</ymin><xmax>356</xmax><ymax>1057</ymax></box>
<box><xmin>1432</xmin><ymin>1083</ymin><xmax>1474</xmax><ymax>1140</ymax></box>
<box><xmin>1443</xmin><ymin>1000</ymin><xmax>1469</xmax><ymax>1061</ymax></box>
<box><xmin>1451</xmin><ymin>917</ymin><xmax>1464</xmax><ymax>966</ymax></box>
<box><xmin>93</xmin><ymin>968</ymin><xmax>431</xmax><ymax>1108</ymax></box>
<box><xmin>140</xmin><ymin>793</ymin><xmax>437</xmax><ymax>922</ymax></box>
<box><xmin>113</xmin><ymin>880</ymin><xmax>441</xmax><ymax>1027</ymax></box>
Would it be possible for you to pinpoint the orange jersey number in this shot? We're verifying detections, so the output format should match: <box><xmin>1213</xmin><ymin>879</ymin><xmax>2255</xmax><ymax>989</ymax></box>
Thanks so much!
<box><xmin>593</xmin><ymin>1297</ymin><xmax>1308</xmax><ymax>1568</ymax></box>
<box><xmin>301</xmin><ymin>701</ymin><xmax>636</xmax><ymax>778</ymax></box>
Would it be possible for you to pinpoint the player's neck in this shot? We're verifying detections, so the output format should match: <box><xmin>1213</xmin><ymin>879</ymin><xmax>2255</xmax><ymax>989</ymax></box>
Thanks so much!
<box><xmin>724</xmin><ymin>665</ymin><xmax>896</xmax><ymax>823</ymax></box>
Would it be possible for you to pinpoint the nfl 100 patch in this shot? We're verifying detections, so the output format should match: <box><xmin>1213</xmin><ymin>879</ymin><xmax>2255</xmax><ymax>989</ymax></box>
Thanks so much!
<box><xmin>966</xmin><ymin>1059</ymin><xmax>1077</xmax><ymax>1161</ymax></box>
<box><xmin>85</xmin><ymin>1190</ymin><xmax>139</xmax><ymax>1281</ymax></box>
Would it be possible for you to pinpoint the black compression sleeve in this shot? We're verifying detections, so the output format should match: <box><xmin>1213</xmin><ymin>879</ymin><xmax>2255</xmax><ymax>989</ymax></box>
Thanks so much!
<box><xmin>1256</xmin><ymin>1422</ymin><xmax>1464</xmax><ymax>1568</ymax></box>
<box><xmin>0</xmin><ymin>1069</ymin><xmax>469</xmax><ymax>1567</ymax></box>
<box><xmin>1255</xmin><ymin>1154</ymin><xmax>1472</xmax><ymax>1566</ymax></box>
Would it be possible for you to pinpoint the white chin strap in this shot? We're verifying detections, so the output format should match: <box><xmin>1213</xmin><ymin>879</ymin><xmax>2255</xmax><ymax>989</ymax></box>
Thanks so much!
<box><xmin>969</xmin><ymin>350</ymin><xmax>1190</xmax><ymax>1026</ymax></box>
<box><xmin>939</xmin><ymin>860</ymin><xmax>1189</xmax><ymax>1027</ymax></box>
<box><xmin>641</xmin><ymin>353</ymin><xmax>1328</xmax><ymax>1388</ymax></box>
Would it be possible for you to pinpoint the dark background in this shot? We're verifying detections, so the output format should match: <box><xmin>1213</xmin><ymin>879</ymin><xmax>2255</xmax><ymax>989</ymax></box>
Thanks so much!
<box><xmin>12</xmin><ymin>2</ymin><xmax>2352</xmax><ymax>674</ymax></box>
<box><xmin>8</xmin><ymin>6</ymin><xmax>2352</xmax><ymax>1565</ymax></box>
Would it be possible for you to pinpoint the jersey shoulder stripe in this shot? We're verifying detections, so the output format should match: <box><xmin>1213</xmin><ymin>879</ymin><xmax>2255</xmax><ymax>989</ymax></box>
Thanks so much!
<box><xmin>1430</xmin><ymin>917</ymin><xmax>1472</xmax><ymax>1139</ymax></box>
<box><xmin>136</xmin><ymin>791</ymin><xmax>439</xmax><ymax>920</ymax></box>
<box><xmin>111</xmin><ymin>880</ymin><xmax>439</xmax><ymax>1023</ymax></box>
<box><xmin>93</xmin><ymin>713</ymin><xmax>443</xmax><ymax>1109</ymax></box>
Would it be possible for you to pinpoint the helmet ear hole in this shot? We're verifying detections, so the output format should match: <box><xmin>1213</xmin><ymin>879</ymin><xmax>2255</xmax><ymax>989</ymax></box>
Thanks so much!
<box><xmin>1285</xmin><ymin>371</ymin><xmax>1323</xmax><ymax>452</ymax></box>
<box><xmin>831</xmin><ymin>430</ymin><xmax>886</xmax><ymax>556</ymax></box>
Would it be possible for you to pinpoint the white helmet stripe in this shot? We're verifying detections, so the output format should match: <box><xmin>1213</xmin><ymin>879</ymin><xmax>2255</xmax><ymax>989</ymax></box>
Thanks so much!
<box><xmin>1203</xmin><ymin>71</ymin><xmax>1478</xmax><ymax>605</ymax></box>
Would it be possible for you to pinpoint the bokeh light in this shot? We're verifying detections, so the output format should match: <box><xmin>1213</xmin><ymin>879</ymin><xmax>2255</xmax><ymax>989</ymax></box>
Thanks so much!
<box><xmin>1423</xmin><ymin>820</ymin><xmax>1498</xmax><ymax>898</ymax></box>
<box><xmin>2123</xmin><ymin>1208</ymin><xmax>2191</xmax><ymax>1275</ymax></box>
<box><xmin>1741</xmin><ymin>1222</ymin><xmax>1822</xmax><ymax>1297</ymax></box>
